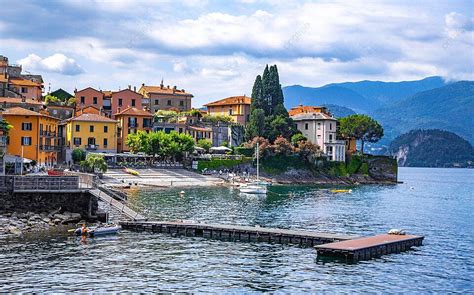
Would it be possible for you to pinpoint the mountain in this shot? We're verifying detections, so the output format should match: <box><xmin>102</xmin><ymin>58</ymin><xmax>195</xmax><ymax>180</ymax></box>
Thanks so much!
<box><xmin>283</xmin><ymin>76</ymin><xmax>446</xmax><ymax>113</ymax></box>
<box><xmin>325</xmin><ymin>76</ymin><xmax>446</xmax><ymax>104</ymax></box>
<box><xmin>283</xmin><ymin>85</ymin><xmax>381</xmax><ymax>113</ymax></box>
<box><xmin>373</xmin><ymin>81</ymin><xmax>474</xmax><ymax>144</ymax></box>
<box><xmin>322</xmin><ymin>104</ymin><xmax>356</xmax><ymax>118</ymax></box>
<box><xmin>390</xmin><ymin>129</ymin><xmax>474</xmax><ymax>168</ymax></box>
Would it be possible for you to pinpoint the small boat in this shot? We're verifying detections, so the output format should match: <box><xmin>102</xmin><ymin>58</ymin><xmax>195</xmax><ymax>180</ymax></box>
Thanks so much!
<box><xmin>239</xmin><ymin>183</ymin><xmax>267</xmax><ymax>194</ymax></box>
<box><xmin>330</xmin><ymin>189</ymin><xmax>352</xmax><ymax>193</ymax></box>
<box><xmin>48</xmin><ymin>168</ymin><xmax>64</xmax><ymax>176</ymax></box>
<box><xmin>123</xmin><ymin>168</ymin><xmax>140</xmax><ymax>176</ymax></box>
<box><xmin>74</xmin><ymin>225</ymin><xmax>120</xmax><ymax>237</ymax></box>
<box><xmin>238</xmin><ymin>142</ymin><xmax>267</xmax><ymax>195</ymax></box>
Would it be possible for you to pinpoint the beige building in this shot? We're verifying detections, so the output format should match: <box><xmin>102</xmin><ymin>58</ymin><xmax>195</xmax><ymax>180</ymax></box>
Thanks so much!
<box><xmin>138</xmin><ymin>82</ymin><xmax>193</xmax><ymax>114</ymax></box>
<box><xmin>204</xmin><ymin>95</ymin><xmax>251</xmax><ymax>125</ymax></box>
<box><xmin>291</xmin><ymin>110</ymin><xmax>345</xmax><ymax>162</ymax></box>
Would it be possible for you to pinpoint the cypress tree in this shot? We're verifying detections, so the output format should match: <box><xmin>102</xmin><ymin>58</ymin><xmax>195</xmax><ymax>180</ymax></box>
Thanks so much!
<box><xmin>250</xmin><ymin>75</ymin><xmax>263</xmax><ymax>111</ymax></box>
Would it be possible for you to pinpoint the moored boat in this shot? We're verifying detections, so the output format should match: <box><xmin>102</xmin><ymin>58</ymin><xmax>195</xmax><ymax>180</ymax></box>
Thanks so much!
<box><xmin>47</xmin><ymin>168</ymin><xmax>64</xmax><ymax>176</ymax></box>
<box><xmin>123</xmin><ymin>168</ymin><xmax>140</xmax><ymax>176</ymax></box>
<box><xmin>74</xmin><ymin>225</ymin><xmax>121</xmax><ymax>237</ymax></box>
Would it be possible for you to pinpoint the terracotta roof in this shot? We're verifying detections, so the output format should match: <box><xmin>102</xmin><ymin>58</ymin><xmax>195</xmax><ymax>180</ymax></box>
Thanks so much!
<box><xmin>1</xmin><ymin>106</ymin><xmax>58</xmax><ymax>120</ymax></box>
<box><xmin>0</xmin><ymin>97</ymin><xmax>43</xmax><ymax>105</ymax></box>
<box><xmin>9</xmin><ymin>78</ymin><xmax>42</xmax><ymax>87</ymax></box>
<box><xmin>204</xmin><ymin>95</ymin><xmax>251</xmax><ymax>107</ymax></box>
<box><xmin>140</xmin><ymin>85</ymin><xmax>193</xmax><ymax>97</ymax></box>
<box><xmin>291</xmin><ymin>112</ymin><xmax>336</xmax><ymax>121</ymax></box>
<box><xmin>75</xmin><ymin>87</ymin><xmax>102</xmax><ymax>94</ymax></box>
<box><xmin>114</xmin><ymin>107</ymin><xmax>152</xmax><ymax>117</ymax></box>
<box><xmin>288</xmin><ymin>105</ymin><xmax>329</xmax><ymax>116</ymax></box>
<box><xmin>67</xmin><ymin>113</ymin><xmax>117</xmax><ymax>123</ymax></box>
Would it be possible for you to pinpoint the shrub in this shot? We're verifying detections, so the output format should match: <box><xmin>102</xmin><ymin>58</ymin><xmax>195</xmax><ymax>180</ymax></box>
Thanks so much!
<box><xmin>359</xmin><ymin>162</ymin><xmax>369</xmax><ymax>175</ymax></box>
<box><xmin>197</xmin><ymin>158</ymin><xmax>250</xmax><ymax>171</ymax></box>
<box><xmin>235</xmin><ymin>147</ymin><xmax>254</xmax><ymax>157</ymax></box>
<box><xmin>347</xmin><ymin>155</ymin><xmax>362</xmax><ymax>174</ymax></box>
<box><xmin>72</xmin><ymin>148</ymin><xmax>86</xmax><ymax>163</ymax></box>
<box><xmin>197</xmin><ymin>139</ymin><xmax>212</xmax><ymax>152</ymax></box>
<box><xmin>291</xmin><ymin>133</ymin><xmax>307</xmax><ymax>146</ymax></box>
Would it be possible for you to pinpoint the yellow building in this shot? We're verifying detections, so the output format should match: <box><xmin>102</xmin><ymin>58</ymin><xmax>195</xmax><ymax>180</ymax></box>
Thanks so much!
<box><xmin>65</xmin><ymin>113</ymin><xmax>118</xmax><ymax>154</ymax></box>
<box><xmin>204</xmin><ymin>95</ymin><xmax>251</xmax><ymax>125</ymax></box>
<box><xmin>1</xmin><ymin>107</ymin><xmax>59</xmax><ymax>166</ymax></box>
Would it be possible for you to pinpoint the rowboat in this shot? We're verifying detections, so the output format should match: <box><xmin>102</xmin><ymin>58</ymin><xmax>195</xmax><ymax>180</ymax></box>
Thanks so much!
<box><xmin>47</xmin><ymin>168</ymin><xmax>64</xmax><ymax>176</ymax></box>
<box><xmin>74</xmin><ymin>225</ymin><xmax>120</xmax><ymax>237</ymax></box>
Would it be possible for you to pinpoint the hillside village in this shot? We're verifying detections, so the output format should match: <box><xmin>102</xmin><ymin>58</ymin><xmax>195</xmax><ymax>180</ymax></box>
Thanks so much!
<box><xmin>0</xmin><ymin>55</ymin><xmax>357</xmax><ymax>175</ymax></box>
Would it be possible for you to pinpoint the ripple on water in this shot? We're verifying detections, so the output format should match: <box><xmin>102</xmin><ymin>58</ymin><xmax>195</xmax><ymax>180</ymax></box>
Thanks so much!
<box><xmin>1</xmin><ymin>168</ymin><xmax>473</xmax><ymax>292</ymax></box>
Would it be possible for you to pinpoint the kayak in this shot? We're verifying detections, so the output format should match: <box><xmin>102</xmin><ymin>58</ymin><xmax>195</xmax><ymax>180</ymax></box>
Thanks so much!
<box><xmin>123</xmin><ymin>168</ymin><xmax>140</xmax><ymax>176</ymax></box>
<box><xmin>330</xmin><ymin>189</ymin><xmax>352</xmax><ymax>193</ymax></box>
<box><xmin>74</xmin><ymin>225</ymin><xmax>120</xmax><ymax>237</ymax></box>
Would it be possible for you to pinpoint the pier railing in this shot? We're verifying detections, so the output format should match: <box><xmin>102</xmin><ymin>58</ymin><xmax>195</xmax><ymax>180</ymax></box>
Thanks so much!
<box><xmin>12</xmin><ymin>176</ymin><xmax>82</xmax><ymax>192</ymax></box>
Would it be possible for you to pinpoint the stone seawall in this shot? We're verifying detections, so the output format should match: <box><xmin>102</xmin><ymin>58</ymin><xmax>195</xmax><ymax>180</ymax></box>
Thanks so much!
<box><xmin>0</xmin><ymin>192</ymin><xmax>98</xmax><ymax>220</ymax></box>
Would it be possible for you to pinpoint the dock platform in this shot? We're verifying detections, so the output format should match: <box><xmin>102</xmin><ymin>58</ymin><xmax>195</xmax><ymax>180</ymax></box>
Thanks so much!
<box><xmin>315</xmin><ymin>234</ymin><xmax>424</xmax><ymax>261</ymax></box>
<box><xmin>120</xmin><ymin>221</ymin><xmax>359</xmax><ymax>246</ymax></box>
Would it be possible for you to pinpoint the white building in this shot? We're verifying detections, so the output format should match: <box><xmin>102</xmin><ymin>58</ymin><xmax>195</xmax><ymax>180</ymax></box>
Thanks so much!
<box><xmin>291</xmin><ymin>111</ymin><xmax>346</xmax><ymax>162</ymax></box>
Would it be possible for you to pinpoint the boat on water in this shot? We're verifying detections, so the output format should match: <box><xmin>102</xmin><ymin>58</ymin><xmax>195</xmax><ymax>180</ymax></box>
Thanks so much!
<box><xmin>330</xmin><ymin>189</ymin><xmax>352</xmax><ymax>193</ymax></box>
<box><xmin>239</xmin><ymin>143</ymin><xmax>267</xmax><ymax>195</ymax></box>
<box><xmin>74</xmin><ymin>225</ymin><xmax>121</xmax><ymax>237</ymax></box>
<box><xmin>123</xmin><ymin>168</ymin><xmax>140</xmax><ymax>176</ymax></box>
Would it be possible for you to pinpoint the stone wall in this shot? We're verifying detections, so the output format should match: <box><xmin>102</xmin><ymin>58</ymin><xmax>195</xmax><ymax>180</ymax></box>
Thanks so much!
<box><xmin>0</xmin><ymin>192</ymin><xmax>98</xmax><ymax>220</ymax></box>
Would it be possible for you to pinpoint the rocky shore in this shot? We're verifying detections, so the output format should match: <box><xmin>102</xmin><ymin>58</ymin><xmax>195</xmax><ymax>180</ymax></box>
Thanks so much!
<box><xmin>1</xmin><ymin>210</ymin><xmax>89</xmax><ymax>239</ymax></box>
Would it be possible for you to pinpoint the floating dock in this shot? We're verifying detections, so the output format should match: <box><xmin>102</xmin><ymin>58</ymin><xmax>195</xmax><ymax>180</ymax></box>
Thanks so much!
<box><xmin>120</xmin><ymin>221</ymin><xmax>359</xmax><ymax>246</ymax></box>
<box><xmin>315</xmin><ymin>234</ymin><xmax>424</xmax><ymax>261</ymax></box>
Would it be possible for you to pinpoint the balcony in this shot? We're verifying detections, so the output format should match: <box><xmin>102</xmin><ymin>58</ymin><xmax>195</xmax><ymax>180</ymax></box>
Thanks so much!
<box><xmin>40</xmin><ymin>145</ymin><xmax>61</xmax><ymax>151</ymax></box>
<box><xmin>85</xmin><ymin>144</ymin><xmax>99</xmax><ymax>150</ymax></box>
<box><xmin>40</xmin><ymin>130</ymin><xmax>57</xmax><ymax>137</ymax></box>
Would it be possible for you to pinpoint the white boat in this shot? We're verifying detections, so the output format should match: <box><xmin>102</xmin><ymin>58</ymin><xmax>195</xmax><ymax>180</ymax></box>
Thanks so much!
<box><xmin>239</xmin><ymin>143</ymin><xmax>267</xmax><ymax>195</ymax></box>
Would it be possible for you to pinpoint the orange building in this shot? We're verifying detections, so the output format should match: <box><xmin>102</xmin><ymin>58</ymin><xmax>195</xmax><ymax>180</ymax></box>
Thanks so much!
<box><xmin>204</xmin><ymin>95</ymin><xmax>251</xmax><ymax>125</ymax></box>
<box><xmin>111</xmin><ymin>88</ymin><xmax>143</xmax><ymax>118</ymax></box>
<box><xmin>139</xmin><ymin>82</ymin><xmax>193</xmax><ymax>113</ymax></box>
<box><xmin>114</xmin><ymin>107</ymin><xmax>153</xmax><ymax>152</ymax></box>
<box><xmin>8</xmin><ymin>78</ymin><xmax>43</xmax><ymax>100</ymax></box>
<box><xmin>1</xmin><ymin>107</ymin><xmax>59</xmax><ymax>166</ymax></box>
<box><xmin>74</xmin><ymin>87</ymin><xmax>105</xmax><ymax>112</ymax></box>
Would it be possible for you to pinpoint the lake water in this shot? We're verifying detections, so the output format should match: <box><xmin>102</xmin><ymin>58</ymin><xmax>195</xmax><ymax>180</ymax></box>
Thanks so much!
<box><xmin>1</xmin><ymin>168</ymin><xmax>473</xmax><ymax>292</ymax></box>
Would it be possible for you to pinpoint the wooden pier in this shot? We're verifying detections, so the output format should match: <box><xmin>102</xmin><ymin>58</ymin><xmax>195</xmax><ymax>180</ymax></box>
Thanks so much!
<box><xmin>315</xmin><ymin>234</ymin><xmax>424</xmax><ymax>261</ymax></box>
<box><xmin>120</xmin><ymin>221</ymin><xmax>359</xmax><ymax>246</ymax></box>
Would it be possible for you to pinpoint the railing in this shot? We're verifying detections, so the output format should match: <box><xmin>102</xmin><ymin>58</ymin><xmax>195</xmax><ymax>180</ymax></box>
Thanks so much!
<box><xmin>13</xmin><ymin>176</ymin><xmax>80</xmax><ymax>192</ymax></box>
<box><xmin>40</xmin><ymin>145</ymin><xmax>61</xmax><ymax>151</ymax></box>
<box><xmin>40</xmin><ymin>131</ymin><xmax>57</xmax><ymax>137</ymax></box>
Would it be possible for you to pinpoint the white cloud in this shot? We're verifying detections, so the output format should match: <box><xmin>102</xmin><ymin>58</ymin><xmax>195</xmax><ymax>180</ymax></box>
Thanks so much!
<box><xmin>18</xmin><ymin>53</ymin><xmax>84</xmax><ymax>76</ymax></box>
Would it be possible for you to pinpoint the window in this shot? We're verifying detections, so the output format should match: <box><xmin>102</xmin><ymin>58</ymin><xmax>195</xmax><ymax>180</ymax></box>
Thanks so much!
<box><xmin>73</xmin><ymin>137</ymin><xmax>81</xmax><ymax>146</ymax></box>
<box><xmin>305</xmin><ymin>123</ymin><xmax>309</xmax><ymax>130</ymax></box>
<box><xmin>229</xmin><ymin>108</ymin><xmax>233</xmax><ymax>115</ymax></box>
<box><xmin>104</xmin><ymin>126</ymin><xmax>108</xmax><ymax>133</ymax></box>
<box><xmin>154</xmin><ymin>100</ymin><xmax>159</xmax><ymax>105</ymax></box>
<box><xmin>21</xmin><ymin>122</ymin><xmax>32</xmax><ymax>131</ymax></box>
<box><xmin>131</xmin><ymin>99</ymin><xmax>136</xmax><ymax>107</ymax></box>
<box><xmin>178</xmin><ymin>128</ymin><xmax>183</xmax><ymax>133</ymax></box>
<box><xmin>93</xmin><ymin>96</ymin><xmax>98</xmax><ymax>104</ymax></box>
<box><xmin>88</xmin><ymin>137</ymin><xmax>95</xmax><ymax>145</ymax></box>
<box><xmin>329</xmin><ymin>123</ymin><xmax>333</xmax><ymax>130</ymax></box>
<box><xmin>90</xmin><ymin>125</ymin><xmax>94</xmax><ymax>132</ymax></box>
<box><xmin>317</xmin><ymin>122</ymin><xmax>321</xmax><ymax>130</ymax></box>
<box><xmin>179</xmin><ymin>100</ymin><xmax>184</xmax><ymax>107</ymax></box>
<box><xmin>103</xmin><ymin>138</ymin><xmax>108</xmax><ymax>147</ymax></box>
<box><xmin>167</xmin><ymin>100</ymin><xmax>172</xmax><ymax>106</ymax></box>
<box><xmin>53</xmin><ymin>110</ymin><xmax>58</xmax><ymax>115</ymax></box>
<box><xmin>21</xmin><ymin>87</ymin><xmax>28</xmax><ymax>93</ymax></box>
<box><xmin>329</xmin><ymin>134</ymin><xmax>333</xmax><ymax>141</ymax></box>
<box><xmin>118</xmin><ymin>98</ymin><xmax>123</xmax><ymax>106</ymax></box>
<box><xmin>75</xmin><ymin>125</ymin><xmax>80</xmax><ymax>132</ymax></box>
<box><xmin>21</xmin><ymin>137</ymin><xmax>32</xmax><ymax>146</ymax></box>
<box><xmin>80</xmin><ymin>96</ymin><xmax>85</xmax><ymax>104</ymax></box>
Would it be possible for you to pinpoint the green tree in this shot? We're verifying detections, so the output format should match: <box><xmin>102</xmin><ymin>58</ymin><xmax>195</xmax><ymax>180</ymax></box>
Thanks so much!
<box><xmin>81</xmin><ymin>154</ymin><xmax>107</xmax><ymax>173</ymax></box>
<box><xmin>197</xmin><ymin>139</ymin><xmax>212</xmax><ymax>152</ymax></box>
<box><xmin>71</xmin><ymin>148</ymin><xmax>86</xmax><ymax>163</ymax></box>
<box><xmin>44</xmin><ymin>94</ymin><xmax>59</xmax><ymax>104</ymax></box>
<box><xmin>291</xmin><ymin>133</ymin><xmax>307</xmax><ymax>146</ymax></box>
<box><xmin>0</xmin><ymin>119</ymin><xmax>13</xmax><ymax>136</ymax></box>
<box><xmin>245</xmin><ymin>109</ymin><xmax>265</xmax><ymax>140</ymax></box>
<box><xmin>338</xmin><ymin>114</ymin><xmax>384</xmax><ymax>154</ymax></box>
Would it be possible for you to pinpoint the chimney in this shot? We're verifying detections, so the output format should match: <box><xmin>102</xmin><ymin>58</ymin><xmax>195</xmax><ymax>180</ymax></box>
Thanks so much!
<box><xmin>128</xmin><ymin>85</ymin><xmax>131</xmax><ymax>90</ymax></box>
<box><xmin>142</xmin><ymin>83</ymin><xmax>145</xmax><ymax>87</ymax></box>
<box><xmin>167</xmin><ymin>85</ymin><xmax>170</xmax><ymax>89</ymax></box>
<box><xmin>133</xmin><ymin>86</ymin><xmax>136</xmax><ymax>92</ymax></box>
<box><xmin>160</xmin><ymin>79</ymin><xmax>164</xmax><ymax>89</ymax></box>
<box><xmin>173</xmin><ymin>85</ymin><xmax>177</xmax><ymax>94</ymax></box>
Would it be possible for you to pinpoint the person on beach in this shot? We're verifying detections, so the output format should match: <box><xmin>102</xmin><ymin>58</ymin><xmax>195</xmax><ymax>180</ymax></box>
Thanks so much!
<box><xmin>81</xmin><ymin>223</ymin><xmax>88</xmax><ymax>235</ymax></box>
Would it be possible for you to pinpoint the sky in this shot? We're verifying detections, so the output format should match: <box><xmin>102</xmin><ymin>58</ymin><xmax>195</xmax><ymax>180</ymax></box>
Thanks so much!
<box><xmin>0</xmin><ymin>0</ymin><xmax>473</xmax><ymax>107</ymax></box>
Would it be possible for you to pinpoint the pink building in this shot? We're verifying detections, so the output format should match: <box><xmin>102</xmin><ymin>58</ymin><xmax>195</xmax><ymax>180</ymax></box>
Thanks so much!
<box><xmin>74</xmin><ymin>87</ymin><xmax>105</xmax><ymax>112</ymax></box>
<box><xmin>111</xmin><ymin>88</ymin><xmax>144</xmax><ymax>118</ymax></box>
<box><xmin>9</xmin><ymin>78</ymin><xmax>43</xmax><ymax>100</ymax></box>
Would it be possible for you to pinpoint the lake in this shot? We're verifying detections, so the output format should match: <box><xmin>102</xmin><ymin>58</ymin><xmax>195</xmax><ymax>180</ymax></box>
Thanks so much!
<box><xmin>1</xmin><ymin>168</ymin><xmax>473</xmax><ymax>292</ymax></box>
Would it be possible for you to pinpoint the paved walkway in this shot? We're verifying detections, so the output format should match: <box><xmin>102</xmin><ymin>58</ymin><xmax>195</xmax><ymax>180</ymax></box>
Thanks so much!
<box><xmin>102</xmin><ymin>168</ymin><xmax>224</xmax><ymax>188</ymax></box>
